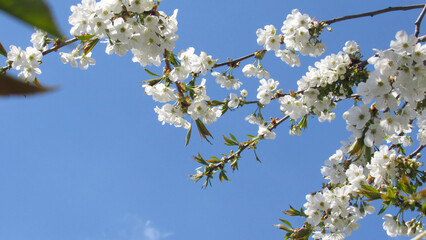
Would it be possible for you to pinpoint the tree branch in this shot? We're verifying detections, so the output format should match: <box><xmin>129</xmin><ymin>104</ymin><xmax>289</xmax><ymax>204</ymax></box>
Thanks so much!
<box><xmin>325</xmin><ymin>4</ymin><xmax>425</xmax><ymax>25</ymax></box>
<box><xmin>42</xmin><ymin>37</ymin><xmax>78</xmax><ymax>56</ymax></box>
<box><xmin>408</xmin><ymin>145</ymin><xmax>426</xmax><ymax>159</ymax></box>
<box><xmin>212</xmin><ymin>50</ymin><xmax>266</xmax><ymax>69</ymax></box>
<box><xmin>414</xmin><ymin>5</ymin><xmax>426</xmax><ymax>37</ymax></box>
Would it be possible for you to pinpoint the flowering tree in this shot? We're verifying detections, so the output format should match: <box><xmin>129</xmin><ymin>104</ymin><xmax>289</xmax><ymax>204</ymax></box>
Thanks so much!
<box><xmin>0</xmin><ymin>1</ymin><xmax>425</xmax><ymax>239</ymax></box>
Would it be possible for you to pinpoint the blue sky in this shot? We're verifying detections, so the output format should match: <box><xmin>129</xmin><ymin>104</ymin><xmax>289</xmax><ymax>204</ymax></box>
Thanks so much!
<box><xmin>0</xmin><ymin>1</ymin><xmax>424</xmax><ymax>239</ymax></box>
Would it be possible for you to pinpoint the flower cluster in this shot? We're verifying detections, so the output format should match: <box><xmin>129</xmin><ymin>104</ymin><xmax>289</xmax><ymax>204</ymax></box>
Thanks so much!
<box><xmin>256</xmin><ymin>9</ymin><xmax>327</xmax><ymax>68</ymax></box>
<box><xmin>64</xmin><ymin>0</ymin><xmax>178</xmax><ymax>69</ymax></box>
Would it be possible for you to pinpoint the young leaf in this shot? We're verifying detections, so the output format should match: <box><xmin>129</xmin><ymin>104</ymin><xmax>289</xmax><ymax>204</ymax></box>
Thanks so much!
<box><xmin>223</xmin><ymin>135</ymin><xmax>238</xmax><ymax>146</ymax></box>
<box><xmin>144</xmin><ymin>67</ymin><xmax>160</xmax><ymax>77</ymax></box>
<box><xmin>76</xmin><ymin>34</ymin><xmax>95</xmax><ymax>42</ymax></box>
<box><xmin>229</xmin><ymin>133</ymin><xmax>238</xmax><ymax>142</ymax></box>
<box><xmin>193</xmin><ymin>153</ymin><xmax>208</xmax><ymax>166</ymax></box>
<box><xmin>0</xmin><ymin>0</ymin><xmax>62</xmax><ymax>37</ymax></box>
<box><xmin>82</xmin><ymin>38</ymin><xmax>99</xmax><ymax>55</ymax></box>
<box><xmin>279</xmin><ymin>219</ymin><xmax>293</xmax><ymax>229</ymax></box>
<box><xmin>185</xmin><ymin>123</ymin><xmax>192</xmax><ymax>146</ymax></box>
<box><xmin>195</xmin><ymin>119</ymin><xmax>213</xmax><ymax>144</ymax></box>
<box><xmin>253</xmin><ymin>149</ymin><xmax>262</xmax><ymax>163</ymax></box>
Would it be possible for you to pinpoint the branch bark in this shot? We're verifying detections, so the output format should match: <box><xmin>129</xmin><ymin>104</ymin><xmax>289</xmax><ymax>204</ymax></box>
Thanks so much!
<box><xmin>325</xmin><ymin>4</ymin><xmax>425</xmax><ymax>25</ymax></box>
<box><xmin>414</xmin><ymin>5</ymin><xmax>426</xmax><ymax>37</ymax></box>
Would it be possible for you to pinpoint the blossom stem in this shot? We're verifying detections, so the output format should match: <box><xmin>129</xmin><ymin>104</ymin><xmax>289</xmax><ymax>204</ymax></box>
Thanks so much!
<box><xmin>325</xmin><ymin>4</ymin><xmax>426</xmax><ymax>25</ymax></box>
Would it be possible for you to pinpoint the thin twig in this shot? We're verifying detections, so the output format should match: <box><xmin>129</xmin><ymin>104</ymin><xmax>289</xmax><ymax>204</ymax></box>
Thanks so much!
<box><xmin>325</xmin><ymin>4</ymin><xmax>425</xmax><ymax>25</ymax></box>
<box><xmin>415</xmin><ymin>5</ymin><xmax>426</xmax><ymax>37</ymax></box>
<box><xmin>42</xmin><ymin>37</ymin><xmax>78</xmax><ymax>56</ymax></box>
<box><xmin>213</xmin><ymin>52</ymin><xmax>257</xmax><ymax>69</ymax></box>
<box><xmin>408</xmin><ymin>145</ymin><xmax>426</xmax><ymax>159</ymax></box>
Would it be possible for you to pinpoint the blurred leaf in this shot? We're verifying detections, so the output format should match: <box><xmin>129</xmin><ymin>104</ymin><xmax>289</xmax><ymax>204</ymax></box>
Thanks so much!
<box><xmin>185</xmin><ymin>123</ymin><xmax>192</xmax><ymax>146</ymax></box>
<box><xmin>0</xmin><ymin>41</ymin><xmax>6</xmax><ymax>56</ymax></box>
<box><xmin>195</xmin><ymin>119</ymin><xmax>213</xmax><ymax>144</ymax></box>
<box><xmin>0</xmin><ymin>0</ymin><xmax>62</xmax><ymax>37</ymax></box>
<box><xmin>0</xmin><ymin>73</ymin><xmax>55</xmax><ymax>95</ymax></box>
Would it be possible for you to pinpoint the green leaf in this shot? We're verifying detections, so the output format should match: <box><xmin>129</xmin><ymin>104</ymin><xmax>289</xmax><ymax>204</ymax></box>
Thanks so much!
<box><xmin>82</xmin><ymin>38</ymin><xmax>99</xmax><ymax>55</ymax></box>
<box><xmin>229</xmin><ymin>133</ymin><xmax>238</xmax><ymax>142</ymax></box>
<box><xmin>253</xmin><ymin>149</ymin><xmax>262</xmax><ymax>163</ymax></box>
<box><xmin>247</xmin><ymin>134</ymin><xmax>256</xmax><ymax>139</ymax></box>
<box><xmin>348</xmin><ymin>138</ymin><xmax>364</xmax><ymax>156</ymax></box>
<box><xmin>223</xmin><ymin>135</ymin><xmax>238</xmax><ymax>146</ymax></box>
<box><xmin>76</xmin><ymin>34</ymin><xmax>95</xmax><ymax>42</ymax></box>
<box><xmin>195</xmin><ymin>119</ymin><xmax>213</xmax><ymax>144</ymax></box>
<box><xmin>360</xmin><ymin>185</ymin><xmax>382</xmax><ymax>200</ymax></box>
<box><xmin>0</xmin><ymin>73</ymin><xmax>55</xmax><ymax>95</ymax></box>
<box><xmin>0</xmin><ymin>0</ymin><xmax>62</xmax><ymax>37</ymax></box>
<box><xmin>279</xmin><ymin>219</ymin><xmax>293</xmax><ymax>229</ymax></box>
<box><xmin>377</xmin><ymin>204</ymin><xmax>390</xmax><ymax>215</ymax></box>
<box><xmin>185</xmin><ymin>123</ymin><xmax>192</xmax><ymax>146</ymax></box>
<box><xmin>193</xmin><ymin>153</ymin><xmax>208</xmax><ymax>166</ymax></box>
<box><xmin>0</xmin><ymin>41</ymin><xmax>6</xmax><ymax>57</ymax></box>
<box><xmin>144</xmin><ymin>67</ymin><xmax>160</xmax><ymax>77</ymax></box>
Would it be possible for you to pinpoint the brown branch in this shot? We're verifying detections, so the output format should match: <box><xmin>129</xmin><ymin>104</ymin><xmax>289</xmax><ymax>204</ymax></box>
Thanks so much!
<box><xmin>325</xmin><ymin>4</ymin><xmax>425</xmax><ymax>25</ymax></box>
<box><xmin>408</xmin><ymin>145</ymin><xmax>426</xmax><ymax>159</ymax></box>
<box><xmin>415</xmin><ymin>5</ymin><xmax>426</xmax><ymax>37</ymax></box>
<box><xmin>42</xmin><ymin>37</ymin><xmax>78</xmax><ymax>56</ymax></box>
<box><xmin>212</xmin><ymin>51</ymin><xmax>258</xmax><ymax>69</ymax></box>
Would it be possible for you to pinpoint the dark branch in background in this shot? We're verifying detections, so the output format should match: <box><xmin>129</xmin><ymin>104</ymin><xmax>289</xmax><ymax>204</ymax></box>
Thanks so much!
<box><xmin>325</xmin><ymin>4</ymin><xmax>425</xmax><ymax>25</ymax></box>
<box><xmin>414</xmin><ymin>5</ymin><xmax>426</xmax><ymax>37</ymax></box>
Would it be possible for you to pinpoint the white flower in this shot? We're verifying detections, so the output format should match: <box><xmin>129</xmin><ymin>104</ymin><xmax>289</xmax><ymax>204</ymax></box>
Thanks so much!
<box><xmin>154</xmin><ymin>103</ymin><xmax>190</xmax><ymax>129</ymax></box>
<box><xmin>343</xmin><ymin>104</ymin><xmax>371</xmax><ymax>130</ymax></box>
<box><xmin>258</xmin><ymin>125</ymin><xmax>276</xmax><ymax>139</ymax></box>
<box><xmin>60</xmin><ymin>48</ymin><xmax>80</xmax><ymax>68</ymax></box>
<box><xmin>390</xmin><ymin>30</ymin><xmax>417</xmax><ymax>54</ymax></box>
<box><xmin>79</xmin><ymin>52</ymin><xmax>96</xmax><ymax>70</ymax></box>
<box><xmin>144</xmin><ymin>83</ymin><xmax>176</xmax><ymax>103</ymax></box>
<box><xmin>240</xmin><ymin>89</ymin><xmax>248</xmax><ymax>98</ymax></box>
<box><xmin>227</xmin><ymin>93</ymin><xmax>240</xmax><ymax>108</ymax></box>
<box><xmin>383</xmin><ymin>214</ymin><xmax>398</xmax><ymax>237</ymax></box>
<box><xmin>343</xmin><ymin>41</ymin><xmax>360</xmax><ymax>54</ymax></box>
<box><xmin>30</xmin><ymin>29</ymin><xmax>47</xmax><ymax>51</ymax></box>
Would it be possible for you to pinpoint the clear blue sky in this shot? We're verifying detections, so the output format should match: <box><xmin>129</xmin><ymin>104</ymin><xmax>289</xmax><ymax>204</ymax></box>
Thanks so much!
<box><xmin>0</xmin><ymin>1</ymin><xmax>424</xmax><ymax>239</ymax></box>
